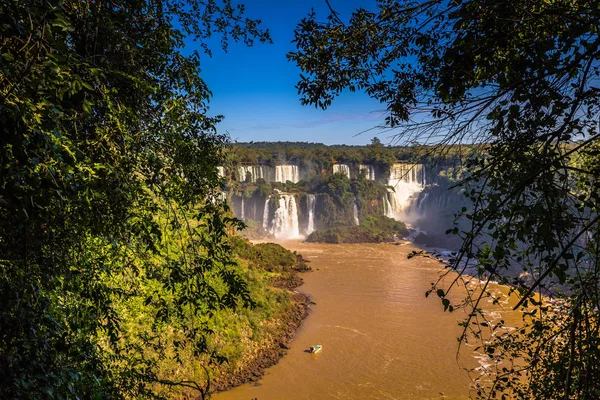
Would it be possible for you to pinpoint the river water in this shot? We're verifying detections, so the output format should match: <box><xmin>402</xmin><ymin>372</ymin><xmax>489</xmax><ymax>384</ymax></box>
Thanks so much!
<box><xmin>214</xmin><ymin>241</ymin><xmax>523</xmax><ymax>400</ymax></box>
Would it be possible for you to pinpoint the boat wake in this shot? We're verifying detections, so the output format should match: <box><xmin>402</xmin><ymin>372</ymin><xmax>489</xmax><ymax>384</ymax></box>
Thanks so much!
<box><xmin>321</xmin><ymin>324</ymin><xmax>369</xmax><ymax>337</ymax></box>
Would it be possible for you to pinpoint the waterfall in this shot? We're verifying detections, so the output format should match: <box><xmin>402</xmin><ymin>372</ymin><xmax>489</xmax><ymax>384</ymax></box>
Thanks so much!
<box><xmin>236</xmin><ymin>165</ymin><xmax>300</xmax><ymax>183</ymax></box>
<box><xmin>262</xmin><ymin>198</ymin><xmax>271</xmax><ymax>230</ymax></box>
<box><xmin>417</xmin><ymin>192</ymin><xmax>430</xmax><ymax>212</ymax></box>
<box><xmin>263</xmin><ymin>193</ymin><xmax>300</xmax><ymax>238</ymax></box>
<box><xmin>241</xmin><ymin>196</ymin><xmax>245</xmax><ymax>221</ymax></box>
<box><xmin>383</xmin><ymin>196</ymin><xmax>395</xmax><ymax>219</ymax></box>
<box><xmin>358</xmin><ymin>164</ymin><xmax>376</xmax><ymax>180</ymax></box>
<box><xmin>238</xmin><ymin>165</ymin><xmax>274</xmax><ymax>183</ymax></box>
<box><xmin>353</xmin><ymin>199</ymin><xmax>360</xmax><ymax>225</ymax></box>
<box><xmin>386</xmin><ymin>163</ymin><xmax>425</xmax><ymax>220</ymax></box>
<box><xmin>306</xmin><ymin>194</ymin><xmax>316</xmax><ymax>235</ymax></box>
<box><xmin>275</xmin><ymin>165</ymin><xmax>300</xmax><ymax>183</ymax></box>
<box><xmin>216</xmin><ymin>166</ymin><xmax>225</xmax><ymax>177</ymax></box>
<box><xmin>389</xmin><ymin>163</ymin><xmax>425</xmax><ymax>184</ymax></box>
<box><xmin>333</xmin><ymin>164</ymin><xmax>351</xmax><ymax>178</ymax></box>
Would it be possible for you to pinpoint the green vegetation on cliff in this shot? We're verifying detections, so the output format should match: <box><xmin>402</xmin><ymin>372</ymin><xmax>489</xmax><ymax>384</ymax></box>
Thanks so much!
<box><xmin>223</xmin><ymin>140</ymin><xmax>466</xmax><ymax>239</ymax></box>
<box><xmin>0</xmin><ymin>1</ymin><xmax>295</xmax><ymax>399</ymax></box>
<box><xmin>306</xmin><ymin>216</ymin><xmax>408</xmax><ymax>244</ymax></box>
<box><xmin>227</xmin><ymin>140</ymin><xmax>473</xmax><ymax>173</ymax></box>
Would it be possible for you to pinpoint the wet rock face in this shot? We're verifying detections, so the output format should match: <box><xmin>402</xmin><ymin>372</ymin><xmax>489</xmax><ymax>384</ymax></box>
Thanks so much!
<box><xmin>413</xmin><ymin>232</ymin><xmax>446</xmax><ymax>247</ymax></box>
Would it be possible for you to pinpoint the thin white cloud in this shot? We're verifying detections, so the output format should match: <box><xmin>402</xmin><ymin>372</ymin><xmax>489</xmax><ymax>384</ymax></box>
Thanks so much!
<box><xmin>289</xmin><ymin>111</ymin><xmax>387</xmax><ymax>129</ymax></box>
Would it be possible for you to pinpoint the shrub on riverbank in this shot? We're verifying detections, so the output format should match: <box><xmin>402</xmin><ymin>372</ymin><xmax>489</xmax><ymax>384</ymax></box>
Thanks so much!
<box><xmin>99</xmin><ymin>232</ymin><xmax>308</xmax><ymax>398</ymax></box>
<box><xmin>238</xmin><ymin>218</ymin><xmax>271</xmax><ymax>240</ymax></box>
<box><xmin>228</xmin><ymin>236</ymin><xmax>310</xmax><ymax>273</ymax></box>
<box><xmin>306</xmin><ymin>215</ymin><xmax>408</xmax><ymax>243</ymax></box>
<box><xmin>206</xmin><ymin>237</ymin><xmax>310</xmax><ymax>391</ymax></box>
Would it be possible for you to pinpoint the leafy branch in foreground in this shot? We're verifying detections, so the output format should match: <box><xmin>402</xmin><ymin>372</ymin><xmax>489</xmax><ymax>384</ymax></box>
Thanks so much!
<box><xmin>290</xmin><ymin>0</ymin><xmax>600</xmax><ymax>398</ymax></box>
<box><xmin>0</xmin><ymin>0</ymin><xmax>269</xmax><ymax>398</ymax></box>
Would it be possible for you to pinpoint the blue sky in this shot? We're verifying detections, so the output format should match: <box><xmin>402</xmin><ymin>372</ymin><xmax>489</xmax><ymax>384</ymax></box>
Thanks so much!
<box><xmin>195</xmin><ymin>0</ymin><xmax>388</xmax><ymax>145</ymax></box>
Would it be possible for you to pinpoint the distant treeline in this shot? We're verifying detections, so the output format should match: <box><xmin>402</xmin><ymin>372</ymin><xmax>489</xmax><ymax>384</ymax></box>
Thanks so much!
<box><xmin>225</xmin><ymin>139</ymin><xmax>478</xmax><ymax>171</ymax></box>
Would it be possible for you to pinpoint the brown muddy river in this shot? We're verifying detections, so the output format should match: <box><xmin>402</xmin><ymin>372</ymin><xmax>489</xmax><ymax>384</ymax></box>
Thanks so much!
<box><xmin>214</xmin><ymin>241</ymin><xmax>523</xmax><ymax>400</ymax></box>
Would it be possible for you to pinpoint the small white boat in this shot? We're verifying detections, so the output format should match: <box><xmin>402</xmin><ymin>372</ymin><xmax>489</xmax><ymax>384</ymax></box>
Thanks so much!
<box><xmin>308</xmin><ymin>345</ymin><xmax>322</xmax><ymax>354</ymax></box>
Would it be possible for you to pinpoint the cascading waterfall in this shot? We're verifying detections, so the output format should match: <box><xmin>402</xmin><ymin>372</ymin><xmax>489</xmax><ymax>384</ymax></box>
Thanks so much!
<box><xmin>306</xmin><ymin>194</ymin><xmax>316</xmax><ymax>235</ymax></box>
<box><xmin>262</xmin><ymin>193</ymin><xmax>300</xmax><ymax>238</ymax></box>
<box><xmin>353</xmin><ymin>199</ymin><xmax>360</xmax><ymax>225</ymax></box>
<box><xmin>275</xmin><ymin>165</ymin><xmax>300</xmax><ymax>183</ymax></box>
<box><xmin>333</xmin><ymin>164</ymin><xmax>351</xmax><ymax>178</ymax></box>
<box><xmin>238</xmin><ymin>165</ymin><xmax>274</xmax><ymax>183</ymax></box>
<box><xmin>386</xmin><ymin>163</ymin><xmax>425</xmax><ymax>220</ymax></box>
<box><xmin>417</xmin><ymin>192</ymin><xmax>429</xmax><ymax>213</ymax></box>
<box><xmin>386</xmin><ymin>163</ymin><xmax>424</xmax><ymax>218</ymax></box>
<box><xmin>358</xmin><ymin>164</ymin><xmax>376</xmax><ymax>180</ymax></box>
<box><xmin>390</xmin><ymin>163</ymin><xmax>425</xmax><ymax>184</ymax></box>
<box><xmin>241</xmin><ymin>196</ymin><xmax>245</xmax><ymax>221</ymax></box>
<box><xmin>262</xmin><ymin>198</ymin><xmax>271</xmax><ymax>230</ymax></box>
<box><xmin>383</xmin><ymin>196</ymin><xmax>395</xmax><ymax>219</ymax></box>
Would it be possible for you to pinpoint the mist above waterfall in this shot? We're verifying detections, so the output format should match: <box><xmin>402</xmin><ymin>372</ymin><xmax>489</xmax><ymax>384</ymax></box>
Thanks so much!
<box><xmin>403</xmin><ymin>185</ymin><xmax>468</xmax><ymax>250</ymax></box>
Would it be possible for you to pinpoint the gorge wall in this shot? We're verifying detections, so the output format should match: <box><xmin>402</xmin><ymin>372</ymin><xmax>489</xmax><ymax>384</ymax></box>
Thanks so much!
<box><xmin>220</xmin><ymin>142</ymin><xmax>468</xmax><ymax>242</ymax></box>
<box><xmin>224</xmin><ymin>162</ymin><xmax>459</xmax><ymax>239</ymax></box>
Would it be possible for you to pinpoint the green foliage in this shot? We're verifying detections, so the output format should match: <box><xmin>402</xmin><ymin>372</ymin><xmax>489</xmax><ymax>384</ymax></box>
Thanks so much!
<box><xmin>228</xmin><ymin>236</ymin><xmax>308</xmax><ymax>273</ymax></box>
<box><xmin>307</xmin><ymin>215</ymin><xmax>407</xmax><ymax>244</ymax></box>
<box><xmin>102</xmin><ymin>231</ymin><xmax>300</xmax><ymax>398</ymax></box>
<box><xmin>314</xmin><ymin>174</ymin><xmax>355</xmax><ymax>227</ymax></box>
<box><xmin>235</xmin><ymin>218</ymin><xmax>268</xmax><ymax>240</ymax></box>
<box><xmin>290</xmin><ymin>0</ymin><xmax>600</xmax><ymax>398</ymax></box>
<box><xmin>351</xmin><ymin>174</ymin><xmax>390</xmax><ymax>219</ymax></box>
<box><xmin>224</xmin><ymin>141</ymin><xmax>469</xmax><ymax>179</ymax></box>
<box><xmin>227</xmin><ymin>163</ymin><xmax>394</xmax><ymax>232</ymax></box>
<box><xmin>0</xmin><ymin>0</ymin><xmax>271</xmax><ymax>398</ymax></box>
<box><xmin>360</xmin><ymin>215</ymin><xmax>408</xmax><ymax>236</ymax></box>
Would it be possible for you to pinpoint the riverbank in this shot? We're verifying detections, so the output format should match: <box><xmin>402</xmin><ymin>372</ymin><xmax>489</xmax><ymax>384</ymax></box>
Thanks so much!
<box><xmin>210</xmin><ymin>266</ymin><xmax>312</xmax><ymax>393</ymax></box>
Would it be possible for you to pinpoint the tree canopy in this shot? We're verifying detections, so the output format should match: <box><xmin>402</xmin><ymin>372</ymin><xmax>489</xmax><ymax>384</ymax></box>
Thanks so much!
<box><xmin>290</xmin><ymin>1</ymin><xmax>600</xmax><ymax>398</ymax></box>
<box><xmin>0</xmin><ymin>0</ymin><xmax>270</xmax><ymax>398</ymax></box>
